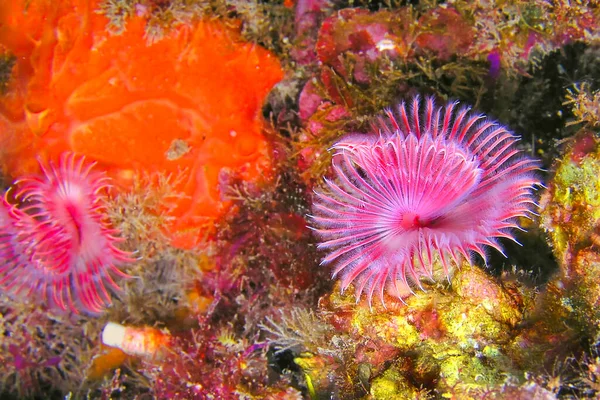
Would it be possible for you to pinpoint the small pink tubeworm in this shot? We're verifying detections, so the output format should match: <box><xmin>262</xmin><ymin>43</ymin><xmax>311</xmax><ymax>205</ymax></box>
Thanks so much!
<box><xmin>0</xmin><ymin>153</ymin><xmax>134</xmax><ymax>314</ymax></box>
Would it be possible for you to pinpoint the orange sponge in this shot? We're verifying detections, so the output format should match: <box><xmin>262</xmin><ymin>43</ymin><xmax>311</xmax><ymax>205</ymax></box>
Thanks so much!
<box><xmin>0</xmin><ymin>0</ymin><xmax>283</xmax><ymax>248</ymax></box>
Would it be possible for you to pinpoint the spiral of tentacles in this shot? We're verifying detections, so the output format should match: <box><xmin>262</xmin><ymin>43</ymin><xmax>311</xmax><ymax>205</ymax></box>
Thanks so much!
<box><xmin>0</xmin><ymin>153</ymin><xmax>133</xmax><ymax>314</ymax></box>
<box><xmin>310</xmin><ymin>97</ymin><xmax>539</xmax><ymax>306</ymax></box>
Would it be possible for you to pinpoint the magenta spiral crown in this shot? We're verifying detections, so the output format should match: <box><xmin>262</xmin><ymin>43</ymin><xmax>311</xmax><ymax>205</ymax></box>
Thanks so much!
<box><xmin>310</xmin><ymin>96</ymin><xmax>540</xmax><ymax>306</ymax></box>
<box><xmin>0</xmin><ymin>153</ymin><xmax>134</xmax><ymax>314</ymax></box>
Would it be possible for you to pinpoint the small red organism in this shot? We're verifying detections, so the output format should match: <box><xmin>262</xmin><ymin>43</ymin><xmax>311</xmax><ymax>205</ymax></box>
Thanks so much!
<box><xmin>570</xmin><ymin>130</ymin><xmax>598</xmax><ymax>164</ymax></box>
<box><xmin>0</xmin><ymin>153</ymin><xmax>134</xmax><ymax>314</ymax></box>
<box><xmin>310</xmin><ymin>96</ymin><xmax>540</xmax><ymax>306</ymax></box>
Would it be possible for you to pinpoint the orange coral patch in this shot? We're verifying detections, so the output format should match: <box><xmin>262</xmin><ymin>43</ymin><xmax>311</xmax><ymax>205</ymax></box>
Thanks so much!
<box><xmin>0</xmin><ymin>0</ymin><xmax>283</xmax><ymax>248</ymax></box>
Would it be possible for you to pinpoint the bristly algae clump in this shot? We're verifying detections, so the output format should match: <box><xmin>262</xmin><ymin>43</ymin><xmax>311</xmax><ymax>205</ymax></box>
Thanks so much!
<box><xmin>98</xmin><ymin>0</ymin><xmax>296</xmax><ymax>59</ymax></box>
<box><xmin>0</xmin><ymin>300</ymin><xmax>99</xmax><ymax>398</ymax></box>
<box><xmin>564</xmin><ymin>83</ymin><xmax>600</xmax><ymax>129</ymax></box>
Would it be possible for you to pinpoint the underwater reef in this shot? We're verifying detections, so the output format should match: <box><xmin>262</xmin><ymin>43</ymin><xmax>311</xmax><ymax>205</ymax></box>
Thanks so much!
<box><xmin>0</xmin><ymin>0</ymin><xmax>599</xmax><ymax>399</ymax></box>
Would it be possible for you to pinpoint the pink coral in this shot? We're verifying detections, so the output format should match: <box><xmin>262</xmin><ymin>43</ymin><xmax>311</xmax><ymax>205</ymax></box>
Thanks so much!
<box><xmin>0</xmin><ymin>153</ymin><xmax>133</xmax><ymax>314</ymax></box>
<box><xmin>310</xmin><ymin>97</ymin><xmax>539</xmax><ymax>305</ymax></box>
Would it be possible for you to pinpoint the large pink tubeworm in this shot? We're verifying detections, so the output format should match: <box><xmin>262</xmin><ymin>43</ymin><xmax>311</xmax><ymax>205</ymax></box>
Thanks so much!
<box><xmin>310</xmin><ymin>97</ymin><xmax>540</xmax><ymax>306</ymax></box>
